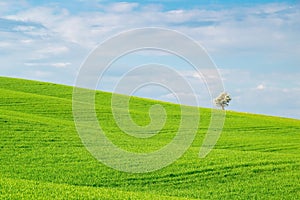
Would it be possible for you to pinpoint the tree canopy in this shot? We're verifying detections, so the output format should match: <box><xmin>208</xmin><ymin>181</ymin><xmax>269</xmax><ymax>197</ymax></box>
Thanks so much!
<box><xmin>214</xmin><ymin>92</ymin><xmax>231</xmax><ymax>110</ymax></box>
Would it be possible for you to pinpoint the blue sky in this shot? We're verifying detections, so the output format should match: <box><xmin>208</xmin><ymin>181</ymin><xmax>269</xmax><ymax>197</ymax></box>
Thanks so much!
<box><xmin>0</xmin><ymin>0</ymin><xmax>299</xmax><ymax>119</ymax></box>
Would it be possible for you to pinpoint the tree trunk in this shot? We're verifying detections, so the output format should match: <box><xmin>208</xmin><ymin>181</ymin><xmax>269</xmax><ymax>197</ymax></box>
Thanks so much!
<box><xmin>221</xmin><ymin>105</ymin><xmax>224</xmax><ymax>110</ymax></box>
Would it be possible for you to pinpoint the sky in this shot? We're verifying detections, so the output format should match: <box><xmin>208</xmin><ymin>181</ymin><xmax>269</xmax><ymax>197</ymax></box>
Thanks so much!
<box><xmin>0</xmin><ymin>0</ymin><xmax>299</xmax><ymax>119</ymax></box>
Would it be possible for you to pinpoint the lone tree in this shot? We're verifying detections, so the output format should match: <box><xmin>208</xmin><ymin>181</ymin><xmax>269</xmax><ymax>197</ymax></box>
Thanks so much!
<box><xmin>214</xmin><ymin>92</ymin><xmax>231</xmax><ymax>110</ymax></box>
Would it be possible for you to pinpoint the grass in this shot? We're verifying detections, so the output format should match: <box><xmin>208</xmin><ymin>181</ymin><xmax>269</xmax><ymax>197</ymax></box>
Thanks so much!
<box><xmin>0</xmin><ymin>76</ymin><xmax>299</xmax><ymax>199</ymax></box>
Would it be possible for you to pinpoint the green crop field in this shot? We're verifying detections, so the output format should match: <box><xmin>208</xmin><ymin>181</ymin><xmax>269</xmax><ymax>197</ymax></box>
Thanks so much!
<box><xmin>0</xmin><ymin>76</ymin><xmax>299</xmax><ymax>199</ymax></box>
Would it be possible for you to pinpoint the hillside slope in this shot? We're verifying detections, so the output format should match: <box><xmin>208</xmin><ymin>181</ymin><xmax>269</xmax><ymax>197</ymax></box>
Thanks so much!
<box><xmin>0</xmin><ymin>76</ymin><xmax>299</xmax><ymax>199</ymax></box>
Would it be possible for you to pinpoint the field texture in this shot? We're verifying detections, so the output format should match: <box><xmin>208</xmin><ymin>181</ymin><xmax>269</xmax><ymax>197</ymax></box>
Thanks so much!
<box><xmin>0</xmin><ymin>76</ymin><xmax>299</xmax><ymax>199</ymax></box>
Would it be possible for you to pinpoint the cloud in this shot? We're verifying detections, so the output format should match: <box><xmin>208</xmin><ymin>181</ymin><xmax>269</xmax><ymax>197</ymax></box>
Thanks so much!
<box><xmin>105</xmin><ymin>2</ymin><xmax>139</xmax><ymax>13</ymax></box>
<box><xmin>221</xmin><ymin>69</ymin><xmax>300</xmax><ymax>118</ymax></box>
<box><xmin>0</xmin><ymin>41</ymin><xmax>11</xmax><ymax>48</ymax></box>
<box><xmin>0</xmin><ymin>0</ymin><xmax>29</xmax><ymax>14</ymax></box>
<box><xmin>256</xmin><ymin>84</ymin><xmax>265</xmax><ymax>90</ymax></box>
<box><xmin>0</xmin><ymin>18</ymin><xmax>46</xmax><ymax>33</ymax></box>
<box><xmin>24</xmin><ymin>62</ymin><xmax>71</xmax><ymax>68</ymax></box>
<box><xmin>4</xmin><ymin>2</ymin><xmax>299</xmax><ymax>55</ymax></box>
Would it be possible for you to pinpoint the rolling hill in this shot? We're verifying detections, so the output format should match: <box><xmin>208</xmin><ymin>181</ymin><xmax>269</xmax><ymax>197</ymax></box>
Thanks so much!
<box><xmin>0</xmin><ymin>76</ymin><xmax>299</xmax><ymax>199</ymax></box>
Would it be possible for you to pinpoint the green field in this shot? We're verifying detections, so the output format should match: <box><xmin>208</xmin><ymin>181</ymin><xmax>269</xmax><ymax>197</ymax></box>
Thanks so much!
<box><xmin>1</xmin><ymin>76</ymin><xmax>299</xmax><ymax>199</ymax></box>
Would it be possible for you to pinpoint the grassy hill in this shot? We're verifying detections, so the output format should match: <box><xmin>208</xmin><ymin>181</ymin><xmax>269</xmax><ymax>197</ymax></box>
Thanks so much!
<box><xmin>0</xmin><ymin>76</ymin><xmax>299</xmax><ymax>199</ymax></box>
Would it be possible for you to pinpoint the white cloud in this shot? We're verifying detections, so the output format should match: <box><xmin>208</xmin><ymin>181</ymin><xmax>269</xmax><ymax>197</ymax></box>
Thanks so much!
<box><xmin>50</xmin><ymin>62</ymin><xmax>71</xmax><ymax>68</ymax></box>
<box><xmin>256</xmin><ymin>84</ymin><xmax>265</xmax><ymax>90</ymax></box>
<box><xmin>24</xmin><ymin>62</ymin><xmax>71</xmax><ymax>68</ymax></box>
<box><xmin>106</xmin><ymin>2</ymin><xmax>139</xmax><ymax>13</ymax></box>
<box><xmin>4</xmin><ymin>2</ymin><xmax>299</xmax><ymax>54</ymax></box>
<box><xmin>0</xmin><ymin>0</ymin><xmax>29</xmax><ymax>14</ymax></box>
<box><xmin>20</xmin><ymin>39</ymin><xmax>34</xmax><ymax>44</ymax></box>
<box><xmin>221</xmin><ymin>69</ymin><xmax>300</xmax><ymax>118</ymax></box>
<box><xmin>0</xmin><ymin>41</ymin><xmax>11</xmax><ymax>48</ymax></box>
